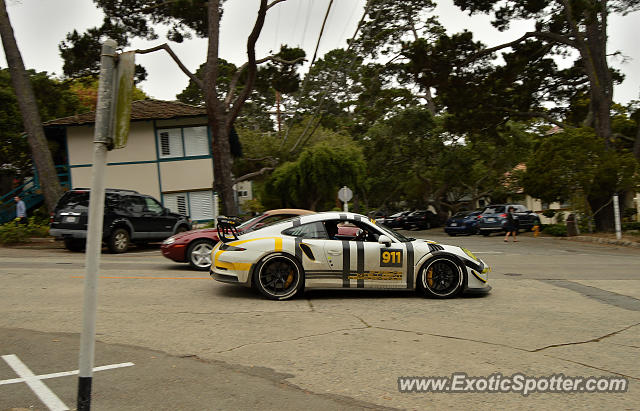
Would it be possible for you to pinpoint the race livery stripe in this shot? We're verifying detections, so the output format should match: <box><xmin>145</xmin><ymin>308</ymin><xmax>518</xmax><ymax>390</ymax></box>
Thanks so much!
<box><xmin>356</xmin><ymin>241</ymin><xmax>364</xmax><ymax>288</ymax></box>
<box><xmin>406</xmin><ymin>242</ymin><xmax>414</xmax><ymax>289</ymax></box>
<box><xmin>342</xmin><ymin>240</ymin><xmax>350</xmax><ymax>288</ymax></box>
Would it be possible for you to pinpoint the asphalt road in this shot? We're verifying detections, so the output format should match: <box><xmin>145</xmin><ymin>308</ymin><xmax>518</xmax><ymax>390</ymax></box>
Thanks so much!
<box><xmin>1</xmin><ymin>230</ymin><xmax>639</xmax><ymax>410</ymax></box>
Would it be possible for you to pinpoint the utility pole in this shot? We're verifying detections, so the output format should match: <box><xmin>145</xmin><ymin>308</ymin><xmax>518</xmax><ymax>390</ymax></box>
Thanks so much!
<box><xmin>77</xmin><ymin>39</ymin><xmax>134</xmax><ymax>411</ymax></box>
<box><xmin>77</xmin><ymin>38</ymin><xmax>117</xmax><ymax>411</ymax></box>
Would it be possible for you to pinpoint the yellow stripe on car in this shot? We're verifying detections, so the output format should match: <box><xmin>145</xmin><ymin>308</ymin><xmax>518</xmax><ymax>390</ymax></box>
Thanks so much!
<box><xmin>214</xmin><ymin>237</ymin><xmax>285</xmax><ymax>272</ymax></box>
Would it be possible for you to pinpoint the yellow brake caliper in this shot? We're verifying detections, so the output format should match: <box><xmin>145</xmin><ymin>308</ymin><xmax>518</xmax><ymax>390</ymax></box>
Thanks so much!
<box><xmin>284</xmin><ymin>269</ymin><xmax>294</xmax><ymax>288</ymax></box>
<box><xmin>427</xmin><ymin>267</ymin><xmax>434</xmax><ymax>287</ymax></box>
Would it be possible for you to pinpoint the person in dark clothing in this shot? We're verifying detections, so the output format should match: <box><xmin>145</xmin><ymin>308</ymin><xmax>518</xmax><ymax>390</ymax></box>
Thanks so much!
<box><xmin>504</xmin><ymin>206</ymin><xmax>518</xmax><ymax>242</ymax></box>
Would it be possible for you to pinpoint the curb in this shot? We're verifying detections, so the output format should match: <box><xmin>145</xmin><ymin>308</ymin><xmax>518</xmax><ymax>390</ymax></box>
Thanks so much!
<box><xmin>560</xmin><ymin>235</ymin><xmax>640</xmax><ymax>248</ymax></box>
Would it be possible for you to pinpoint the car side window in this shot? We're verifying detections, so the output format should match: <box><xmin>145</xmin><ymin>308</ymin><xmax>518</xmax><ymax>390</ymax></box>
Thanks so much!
<box><xmin>282</xmin><ymin>222</ymin><xmax>328</xmax><ymax>239</ymax></box>
<box><xmin>145</xmin><ymin>197</ymin><xmax>164</xmax><ymax>215</ymax></box>
<box><xmin>124</xmin><ymin>196</ymin><xmax>146</xmax><ymax>214</ymax></box>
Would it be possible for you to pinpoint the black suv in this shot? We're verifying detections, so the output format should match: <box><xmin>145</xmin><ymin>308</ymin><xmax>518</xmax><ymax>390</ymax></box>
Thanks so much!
<box><xmin>50</xmin><ymin>188</ymin><xmax>191</xmax><ymax>253</ymax></box>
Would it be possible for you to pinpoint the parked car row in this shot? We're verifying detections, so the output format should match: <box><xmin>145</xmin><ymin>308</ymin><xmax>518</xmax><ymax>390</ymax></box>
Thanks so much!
<box><xmin>379</xmin><ymin>210</ymin><xmax>446</xmax><ymax>230</ymax></box>
<box><xmin>444</xmin><ymin>204</ymin><xmax>541</xmax><ymax>236</ymax></box>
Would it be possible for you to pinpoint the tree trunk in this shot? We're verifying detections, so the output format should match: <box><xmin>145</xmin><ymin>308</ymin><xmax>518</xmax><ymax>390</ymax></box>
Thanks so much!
<box><xmin>203</xmin><ymin>0</ymin><xmax>267</xmax><ymax>216</ymax></box>
<box><xmin>0</xmin><ymin>0</ymin><xmax>63</xmax><ymax>212</ymax></box>
<box><xmin>588</xmin><ymin>195</ymin><xmax>614</xmax><ymax>232</ymax></box>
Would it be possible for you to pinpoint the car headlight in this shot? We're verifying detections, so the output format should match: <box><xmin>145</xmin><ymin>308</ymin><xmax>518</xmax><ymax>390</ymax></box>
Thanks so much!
<box><xmin>461</xmin><ymin>247</ymin><xmax>479</xmax><ymax>262</ymax></box>
<box><xmin>163</xmin><ymin>237</ymin><xmax>176</xmax><ymax>245</ymax></box>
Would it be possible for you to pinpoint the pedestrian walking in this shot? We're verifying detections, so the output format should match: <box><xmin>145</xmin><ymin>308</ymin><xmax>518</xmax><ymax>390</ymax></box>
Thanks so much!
<box><xmin>504</xmin><ymin>206</ymin><xmax>518</xmax><ymax>242</ymax></box>
<box><xmin>14</xmin><ymin>195</ymin><xmax>27</xmax><ymax>225</ymax></box>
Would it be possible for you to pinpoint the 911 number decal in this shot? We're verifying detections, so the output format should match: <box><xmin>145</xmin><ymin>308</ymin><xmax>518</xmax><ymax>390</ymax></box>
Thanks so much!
<box><xmin>380</xmin><ymin>249</ymin><xmax>403</xmax><ymax>267</ymax></box>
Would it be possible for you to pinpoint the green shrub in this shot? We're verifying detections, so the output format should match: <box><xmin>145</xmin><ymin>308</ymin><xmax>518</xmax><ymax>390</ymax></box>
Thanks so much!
<box><xmin>0</xmin><ymin>219</ymin><xmax>50</xmax><ymax>245</ymax></box>
<box><xmin>541</xmin><ymin>224</ymin><xmax>567</xmax><ymax>237</ymax></box>
<box><xmin>622</xmin><ymin>221</ymin><xmax>640</xmax><ymax>231</ymax></box>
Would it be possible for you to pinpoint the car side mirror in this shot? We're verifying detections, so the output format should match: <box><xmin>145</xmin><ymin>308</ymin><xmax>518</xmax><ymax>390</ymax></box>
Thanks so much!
<box><xmin>378</xmin><ymin>235</ymin><xmax>392</xmax><ymax>247</ymax></box>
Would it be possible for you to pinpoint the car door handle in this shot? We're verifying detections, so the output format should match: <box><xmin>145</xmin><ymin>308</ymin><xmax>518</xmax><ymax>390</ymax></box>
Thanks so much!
<box><xmin>327</xmin><ymin>250</ymin><xmax>342</xmax><ymax>256</ymax></box>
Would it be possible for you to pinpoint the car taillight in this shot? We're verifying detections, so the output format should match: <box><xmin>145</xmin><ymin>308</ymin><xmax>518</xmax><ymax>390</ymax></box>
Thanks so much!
<box><xmin>499</xmin><ymin>213</ymin><xmax>507</xmax><ymax>217</ymax></box>
<box><xmin>477</xmin><ymin>215</ymin><xmax>482</xmax><ymax>219</ymax></box>
<box><xmin>49</xmin><ymin>212</ymin><xmax>54</xmax><ymax>224</ymax></box>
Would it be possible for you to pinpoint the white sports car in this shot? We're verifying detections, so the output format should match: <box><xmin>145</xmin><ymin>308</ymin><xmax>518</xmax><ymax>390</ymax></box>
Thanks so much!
<box><xmin>210</xmin><ymin>212</ymin><xmax>491</xmax><ymax>300</ymax></box>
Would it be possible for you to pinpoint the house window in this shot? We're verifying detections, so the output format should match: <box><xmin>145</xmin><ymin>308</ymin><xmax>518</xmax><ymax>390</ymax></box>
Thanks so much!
<box><xmin>163</xmin><ymin>190</ymin><xmax>215</xmax><ymax>221</ymax></box>
<box><xmin>157</xmin><ymin>126</ymin><xmax>209</xmax><ymax>159</ymax></box>
<box><xmin>183</xmin><ymin>126</ymin><xmax>209</xmax><ymax>157</ymax></box>
<box><xmin>158</xmin><ymin>129</ymin><xmax>183</xmax><ymax>158</ymax></box>
<box><xmin>238</xmin><ymin>190</ymin><xmax>248</xmax><ymax>197</ymax></box>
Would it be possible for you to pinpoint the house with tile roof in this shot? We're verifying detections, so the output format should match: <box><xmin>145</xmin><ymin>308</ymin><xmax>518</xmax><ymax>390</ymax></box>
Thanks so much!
<box><xmin>44</xmin><ymin>99</ymin><xmax>221</xmax><ymax>222</ymax></box>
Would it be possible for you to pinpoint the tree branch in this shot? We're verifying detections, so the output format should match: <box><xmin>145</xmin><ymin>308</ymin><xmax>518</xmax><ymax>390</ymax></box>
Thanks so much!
<box><xmin>135</xmin><ymin>43</ymin><xmax>203</xmax><ymax>89</ymax></box>
<box><xmin>497</xmin><ymin>107</ymin><xmax>570</xmax><ymax>129</ymax></box>
<box><xmin>227</xmin><ymin>0</ymin><xmax>268</xmax><ymax>126</ymax></box>
<box><xmin>267</xmin><ymin>0</ymin><xmax>287</xmax><ymax>10</ymax></box>
<box><xmin>225</xmin><ymin>54</ymin><xmax>306</xmax><ymax>107</ymax></box>
<box><xmin>472</xmin><ymin>31</ymin><xmax>576</xmax><ymax>61</ymax></box>
<box><xmin>234</xmin><ymin>167</ymin><xmax>275</xmax><ymax>184</ymax></box>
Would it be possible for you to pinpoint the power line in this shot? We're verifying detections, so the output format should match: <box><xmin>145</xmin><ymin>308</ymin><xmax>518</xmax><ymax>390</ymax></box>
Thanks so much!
<box><xmin>300</xmin><ymin>0</ymin><xmax>313</xmax><ymax>48</ymax></box>
<box><xmin>287</xmin><ymin>0</ymin><xmax>378</xmax><ymax>153</ymax></box>
<box><xmin>310</xmin><ymin>0</ymin><xmax>334</xmax><ymax>67</ymax></box>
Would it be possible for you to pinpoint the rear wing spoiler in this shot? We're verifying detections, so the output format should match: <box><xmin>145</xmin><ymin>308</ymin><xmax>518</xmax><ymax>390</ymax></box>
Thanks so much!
<box><xmin>216</xmin><ymin>216</ymin><xmax>243</xmax><ymax>243</ymax></box>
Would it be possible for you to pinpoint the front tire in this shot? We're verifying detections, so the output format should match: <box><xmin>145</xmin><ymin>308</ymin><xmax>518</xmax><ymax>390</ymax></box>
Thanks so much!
<box><xmin>187</xmin><ymin>239</ymin><xmax>215</xmax><ymax>271</ymax></box>
<box><xmin>419</xmin><ymin>257</ymin><xmax>463</xmax><ymax>298</ymax></box>
<box><xmin>253</xmin><ymin>253</ymin><xmax>304</xmax><ymax>300</ymax></box>
<box><xmin>108</xmin><ymin>228</ymin><xmax>130</xmax><ymax>253</ymax></box>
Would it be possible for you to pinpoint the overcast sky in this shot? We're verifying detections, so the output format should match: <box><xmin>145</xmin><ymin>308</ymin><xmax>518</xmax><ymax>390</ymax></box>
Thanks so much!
<box><xmin>1</xmin><ymin>0</ymin><xmax>638</xmax><ymax>105</ymax></box>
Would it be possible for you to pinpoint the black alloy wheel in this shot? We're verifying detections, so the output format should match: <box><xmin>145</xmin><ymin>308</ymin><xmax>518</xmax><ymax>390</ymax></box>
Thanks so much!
<box><xmin>254</xmin><ymin>254</ymin><xmax>303</xmax><ymax>300</ymax></box>
<box><xmin>419</xmin><ymin>257</ymin><xmax>463</xmax><ymax>298</ymax></box>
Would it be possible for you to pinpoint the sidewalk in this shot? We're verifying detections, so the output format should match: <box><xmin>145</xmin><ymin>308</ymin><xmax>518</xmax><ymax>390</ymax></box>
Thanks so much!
<box><xmin>560</xmin><ymin>233</ymin><xmax>640</xmax><ymax>248</ymax></box>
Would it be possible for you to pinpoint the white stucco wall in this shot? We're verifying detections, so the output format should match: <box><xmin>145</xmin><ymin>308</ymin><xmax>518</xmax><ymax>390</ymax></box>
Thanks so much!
<box><xmin>65</xmin><ymin>117</ymin><xmax>213</xmax><ymax>201</ymax></box>
<box><xmin>70</xmin><ymin>163</ymin><xmax>160</xmax><ymax>199</ymax></box>
<box><xmin>158</xmin><ymin>158</ymin><xmax>214</xmax><ymax>193</ymax></box>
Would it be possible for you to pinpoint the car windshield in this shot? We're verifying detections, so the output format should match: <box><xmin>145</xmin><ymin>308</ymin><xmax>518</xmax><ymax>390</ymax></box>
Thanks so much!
<box><xmin>376</xmin><ymin>222</ymin><xmax>412</xmax><ymax>243</ymax></box>
<box><xmin>389</xmin><ymin>211</ymin><xmax>404</xmax><ymax>218</ymax></box>
<box><xmin>482</xmin><ymin>206</ymin><xmax>505</xmax><ymax>214</ymax></box>
<box><xmin>453</xmin><ymin>212</ymin><xmax>468</xmax><ymax>218</ymax></box>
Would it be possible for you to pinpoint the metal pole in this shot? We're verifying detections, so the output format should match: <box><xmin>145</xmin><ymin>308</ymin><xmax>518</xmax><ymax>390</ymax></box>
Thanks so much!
<box><xmin>77</xmin><ymin>39</ymin><xmax>117</xmax><ymax>411</ymax></box>
<box><xmin>613</xmin><ymin>194</ymin><xmax>622</xmax><ymax>240</ymax></box>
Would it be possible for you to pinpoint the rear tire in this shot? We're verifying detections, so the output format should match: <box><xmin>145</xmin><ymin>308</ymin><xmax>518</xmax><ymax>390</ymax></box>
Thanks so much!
<box><xmin>253</xmin><ymin>253</ymin><xmax>304</xmax><ymax>300</ymax></box>
<box><xmin>108</xmin><ymin>228</ymin><xmax>130</xmax><ymax>253</ymax></box>
<box><xmin>418</xmin><ymin>257</ymin><xmax>463</xmax><ymax>298</ymax></box>
<box><xmin>64</xmin><ymin>238</ymin><xmax>85</xmax><ymax>252</ymax></box>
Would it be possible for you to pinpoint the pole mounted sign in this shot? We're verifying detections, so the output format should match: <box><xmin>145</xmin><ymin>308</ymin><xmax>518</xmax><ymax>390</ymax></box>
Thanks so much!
<box><xmin>78</xmin><ymin>39</ymin><xmax>134</xmax><ymax>411</ymax></box>
<box><xmin>338</xmin><ymin>186</ymin><xmax>353</xmax><ymax>212</ymax></box>
<box><xmin>110</xmin><ymin>51</ymin><xmax>135</xmax><ymax>149</ymax></box>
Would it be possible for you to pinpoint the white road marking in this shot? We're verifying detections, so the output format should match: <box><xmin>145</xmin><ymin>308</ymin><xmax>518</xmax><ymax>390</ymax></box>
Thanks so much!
<box><xmin>0</xmin><ymin>361</ymin><xmax>135</xmax><ymax>385</ymax></box>
<box><xmin>1</xmin><ymin>355</ymin><xmax>135</xmax><ymax>411</ymax></box>
<box><xmin>2</xmin><ymin>354</ymin><xmax>69</xmax><ymax>411</ymax></box>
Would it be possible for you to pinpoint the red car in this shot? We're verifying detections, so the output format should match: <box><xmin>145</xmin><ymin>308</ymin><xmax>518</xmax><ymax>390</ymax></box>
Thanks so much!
<box><xmin>161</xmin><ymin>209</ymin><xmax>315</xmax><ymax>270</ymax></box>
